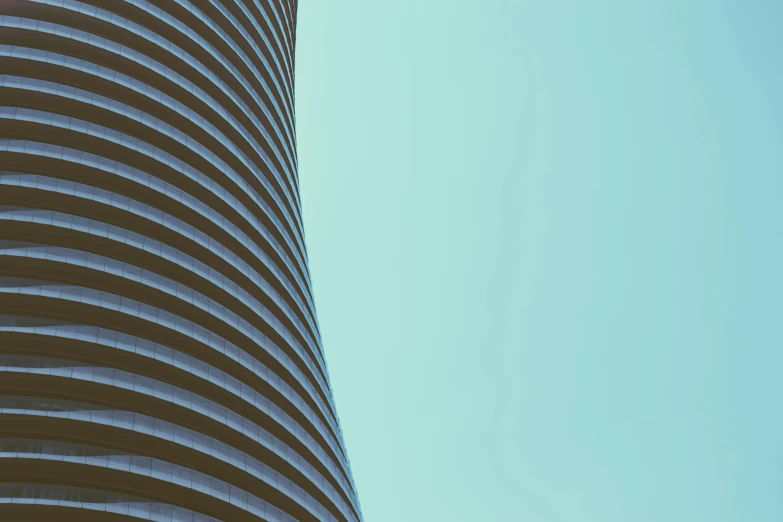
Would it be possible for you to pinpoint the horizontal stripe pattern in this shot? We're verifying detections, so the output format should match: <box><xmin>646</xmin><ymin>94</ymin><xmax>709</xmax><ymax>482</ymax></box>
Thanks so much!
<box><xmin>0</xmin><ymin>1</ymin><xmax>362</xmax><ymax>521</ymax></box>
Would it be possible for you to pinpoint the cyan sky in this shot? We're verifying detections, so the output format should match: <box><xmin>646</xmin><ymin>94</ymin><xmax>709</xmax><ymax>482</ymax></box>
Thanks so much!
<box><xmin>296</xmin><ymin>1</ymin><xmax>783</xmax><ymax>521</ymax></box>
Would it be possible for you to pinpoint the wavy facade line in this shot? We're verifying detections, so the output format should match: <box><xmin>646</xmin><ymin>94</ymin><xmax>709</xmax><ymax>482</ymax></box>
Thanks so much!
<box><xmin>0</xmin><ymin>1</ymin><xmax>363</xmax><ymax>521</ymax></box>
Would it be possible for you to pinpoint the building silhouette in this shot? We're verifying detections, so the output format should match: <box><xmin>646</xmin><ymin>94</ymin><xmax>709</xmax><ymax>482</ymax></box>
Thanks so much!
<box><xmin>0</xmin><ymin>1</ymin><xmax>363</xmax><ymax>521</ymax></box>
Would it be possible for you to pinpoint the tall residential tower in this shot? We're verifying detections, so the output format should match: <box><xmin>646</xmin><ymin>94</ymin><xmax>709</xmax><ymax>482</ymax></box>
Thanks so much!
<box><xmin>0</xmin><ymin>2</ymin><xmax>363</xmax><ymax>521</ymax></box>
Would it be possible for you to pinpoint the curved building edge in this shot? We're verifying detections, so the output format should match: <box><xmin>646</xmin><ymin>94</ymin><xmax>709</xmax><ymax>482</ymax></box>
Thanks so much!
<box><xmin>0</xmin><ymin>1</ymin><xmax>363</xmax><ymax>521</ymax></box>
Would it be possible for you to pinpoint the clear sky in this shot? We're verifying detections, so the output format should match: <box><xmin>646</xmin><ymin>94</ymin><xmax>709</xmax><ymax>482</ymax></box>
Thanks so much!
<box><xmin>295</xmin><ymin>1</ymin><xmax>783</xmax><ymax>521</ymax></box>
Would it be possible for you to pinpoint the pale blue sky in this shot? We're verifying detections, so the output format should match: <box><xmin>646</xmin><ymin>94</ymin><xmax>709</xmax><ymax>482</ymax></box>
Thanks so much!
<box><xmin>295</xmin><ymin>1</ymin><xmax>783</xmax><ymax>521</ymax></box>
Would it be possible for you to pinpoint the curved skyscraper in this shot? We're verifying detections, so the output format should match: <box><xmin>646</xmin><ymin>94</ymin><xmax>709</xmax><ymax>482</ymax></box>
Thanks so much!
<box><xmin>0</xmin><ymin>1</ymin><xmax>363</xmax><ymax>521</ymax></box>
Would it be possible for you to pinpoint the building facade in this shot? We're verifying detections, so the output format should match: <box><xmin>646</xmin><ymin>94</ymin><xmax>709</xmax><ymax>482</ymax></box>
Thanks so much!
<box><xmin>0</xmin><ymin>1</ymin><xmax>363</xmax><ymax>521</ymax></box>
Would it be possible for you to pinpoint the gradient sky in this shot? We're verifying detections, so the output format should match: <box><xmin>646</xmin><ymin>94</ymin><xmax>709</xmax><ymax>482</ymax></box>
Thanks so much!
<box><xmin>295</xmin><ymin>1</ymin><xmax>783</xmax><ymax>521</ymax></box>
